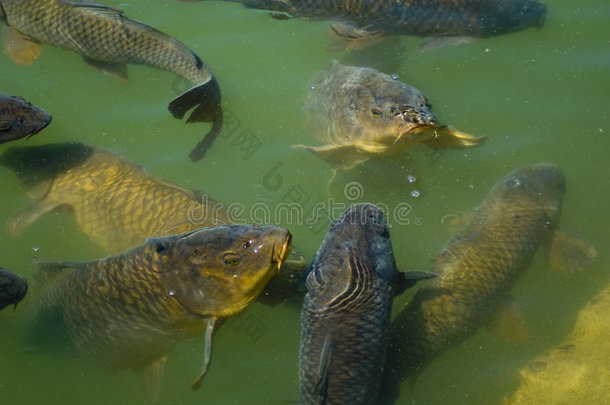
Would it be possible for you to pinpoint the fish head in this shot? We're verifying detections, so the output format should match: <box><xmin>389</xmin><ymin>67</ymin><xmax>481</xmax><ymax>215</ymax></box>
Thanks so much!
<box><xmin>0</xmin><ymin>95</ymin><xmax>52</xmax><ymax>144</ymax></box>
<box><xmin>346</xmin><ymin>73</ymin><xmax>438</xmax><ymax>151</ymax></box>
<box><xmin>157</xmin><ymin>225</ymin><xmax>292</xmax><ymax>318</ymax></box>
<box><xmin>477</xmin><ymin>0</ymin><xmax>547</xmax><ymax>35</ymax></box>
<box><xmin>497</xmin><ymin>162</ymin><xmax>566</xmax><ymax>220</ymax></box>
<box><xmin>0</xmin><ymin>267</ymin><xmax>28</xmax><ymax>310</ymax></box>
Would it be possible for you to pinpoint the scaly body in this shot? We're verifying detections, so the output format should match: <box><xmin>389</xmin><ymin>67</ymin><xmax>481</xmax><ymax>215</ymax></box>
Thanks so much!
<box><xmin>378</xmin><ymin>163</ymin><xmax>596</xmax><ymax>404</ymax></box>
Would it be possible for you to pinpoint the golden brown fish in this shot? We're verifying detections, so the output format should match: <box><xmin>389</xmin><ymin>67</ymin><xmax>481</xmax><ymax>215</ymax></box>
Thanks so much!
<box><xmin>295</xmin><ymin>61</ymin><xmax>485</xmax><ymax>171</ymax></box>
<box><xmin>0</xmin><ymin>142</ymin><xmax>305</xmax><ymax>305</ymax></box>
<box><xmin>378</xmin><ymin>163</ymin><xmax>597</xmax><ymax>404</ymax></box>
<box><xmin>0</xmin><ymin>0</ymin><xmax>222</xmax><ymax>160</ymax></box>
<box><xmin>30</xmin><ymin>225</ymin><xmax>291</xmax><ymax>400</ymax></box>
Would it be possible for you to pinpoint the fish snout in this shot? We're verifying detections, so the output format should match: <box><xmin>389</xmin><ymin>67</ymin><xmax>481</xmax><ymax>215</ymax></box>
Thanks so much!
<box><xmin>400</xmin><ymin>106</ymin><xmax>437</xmax><ymax>129</ymax></box>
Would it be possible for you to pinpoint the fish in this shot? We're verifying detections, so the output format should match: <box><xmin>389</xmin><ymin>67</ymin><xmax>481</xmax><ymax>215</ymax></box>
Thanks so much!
<box><xmin>294</xmin><ymin>61</ymin><xmax>486</xmax><ymax>171</ymax></box>
<box><xmin>0</xmin><ymin>94</ymin><xmax>52</xmax><ymax>144</ymax></box>
<box><xmin>0</xmin><ymin>0</ymin><xmax>223</xmax><ymax>160</ymax></box>
<box><xmin>0</xmin><ymin>142</ymin><xmax>306</xmax><ymax>305</ymax></box>
<box><xmin>190</xmin><ymin>0</ymin><xmax>547</xmax><ymax>50</ymax></box>
<box><xmin>30</xmin><ymin>224</ymin><xmax>292</xmax><ymax>400</ymax></box>
<box><xmin>377</xmin><ymin>163</ymin><xmax>597</xmax><ymax>404</ymax></box>
<box><xmin>0</xmin><ymin>266</ymin><xmax>28</xmax><ymax>310</ymax></box>
<box><xmin>299</xmin><ymin>203</ymin><xmax>435</xmax><ymax>404</ymax></box>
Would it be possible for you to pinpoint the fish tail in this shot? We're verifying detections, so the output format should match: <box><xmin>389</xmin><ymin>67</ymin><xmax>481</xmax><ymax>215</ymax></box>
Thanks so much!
<box><xmin>168</xmin><ymin>78</ymin><xmax>224</xmax><ymax>161</ymax></box>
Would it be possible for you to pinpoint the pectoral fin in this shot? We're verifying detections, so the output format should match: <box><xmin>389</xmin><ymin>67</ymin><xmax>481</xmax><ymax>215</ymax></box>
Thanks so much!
<box><xmin>327</xmin><ymin>23</ymin><xmax>384</xmax><ymax>52</ymax></box>
<box><xmin>191</xmin><ymin>316</ymin><xmax>217</xmax><ymax>390</ymax></box>
<box><xmin>314</xmin><ymin>334</ymin><xmax>333</xmax><ymax>402</ymax></box>
<box><xmin>425</xmin><ymin>126</ymin><xmax>487</xmax><ymax>149</ymax></box>
<box><xmin>393</xmin><ymin>270</ymin><xmax>438</xmax><ymax>296</ymax></box>
<box><xmin>546</xmin><ymin>229</ymin><xmax>597</xmax><ymax>273</ymax></box>
<box><xmin>293</xmin><ymin>143</ymin><xmax>370</xmax><ymax>170</ymax></box>
<box><xmin>139</xmin><ymin>356</ymin><xmax>167</xmax><ymax>403</ymax></box>
<box><xmin>8</xmin><ymin>198</ymin><xmax>62</xmax><ymax>237</ymax></box>
<box><xmin>417</xmin><ymin>36</ymin><xmax>474</xmax><ymax>52</ymax></box>
<box><xmin>2</xmin><ymin>26</ymin><xmax>43</xmax><ymax>66</ymax></box>
<box><xmin>82</xmin><ymin>57</ymin><xmax>128</xmax><ymax>80</ymax></box>
<box><xmin>486</xmin><ymin>296</ymin><xmax>528</xmax><ymax>343</ymax></box>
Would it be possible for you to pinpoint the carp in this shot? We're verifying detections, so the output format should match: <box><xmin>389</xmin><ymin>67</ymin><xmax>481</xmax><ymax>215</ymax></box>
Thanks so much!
<box><xmin>0</xmin><ymin>94</ymin><xmax>51</xmax><ymax>144</ymax></box>
<box><xmin>30</xmin><ymin>225</ymin><xmax>291</xmax><ymax>400</ymax></box>
<box><xmin>295</xmin><ymin>61</ymin><xmax>485</xmax><ymax>170</ymax></box>
<box><xmin>299</xmin><ymin>203</ymin><xmax>435</xmax><ymax>404</ymax></box>
<box><xmin>377</xmin><ymin>163</ymin><xmax>597</xmax><ymax>404</ymax></box>
<box><xmin>0</xmin><ymin>0</ymin><xmax>222</xmax><ymax>160</ymax></box>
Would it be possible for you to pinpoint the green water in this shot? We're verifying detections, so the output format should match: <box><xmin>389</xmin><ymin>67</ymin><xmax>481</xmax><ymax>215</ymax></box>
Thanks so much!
<box><xmin>0</xmin><ymin>0</ymin><xmax>608</xmax><ymax>404</ymax></box>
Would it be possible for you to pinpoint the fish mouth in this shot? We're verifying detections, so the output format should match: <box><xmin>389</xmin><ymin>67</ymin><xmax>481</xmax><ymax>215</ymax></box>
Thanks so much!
<box><xmin>394</xmin><ymin>123</ymin><xmax>437</xmax><ymax>144</ymax></box>
<box><xmin>273</xmin><ymin>232</ymin><xmax>292</xmax><ymax>271</ymax></box>
<box><xmin>28</xmin><ymin>116</ymin><xmax>53</xmax><ymax>137</ymax></box>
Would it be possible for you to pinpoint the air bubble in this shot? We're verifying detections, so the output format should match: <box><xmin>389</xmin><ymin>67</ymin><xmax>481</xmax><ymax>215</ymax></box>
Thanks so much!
<box><xmin>32</xmin><ymin>246</ymin><xmax>39</xmax><ymax>253</ymax></box>
<box><xmin>407</xmin><ymin>175</ymin><xmax>417</xmax><ymax>184</ymax></box>
<box><xmin>309</xmin><ymin>85</ymin><xmax>316</xmax><ymax>91</ymax></box>
<box><xmin>411</xmin><ymin>190</ymin><xmax>421</xmax><ymax>198</ymax></box>
<box><xmin>391</xmin><ymin>74</ymin><xmax>399</xmax><ymax>80</ymax></box>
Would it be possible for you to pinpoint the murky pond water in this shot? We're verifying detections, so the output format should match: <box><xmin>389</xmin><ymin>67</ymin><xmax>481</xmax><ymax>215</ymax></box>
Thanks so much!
<box><xmin>0</xmin><ymin>0</ymin><xmax>608</xmax><ymax>404</ymax></box>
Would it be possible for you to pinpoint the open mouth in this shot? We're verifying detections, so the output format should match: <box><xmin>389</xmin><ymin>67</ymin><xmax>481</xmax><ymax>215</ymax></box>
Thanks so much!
<box><xmin>394</xmin><ymin>123</ymin><xmax>437</xmax><ymax>144</ymax></box>
<box><xmin>274</xmin><ymin>232</ymin><xmax>292</xmax><ymax>271</ymax></box>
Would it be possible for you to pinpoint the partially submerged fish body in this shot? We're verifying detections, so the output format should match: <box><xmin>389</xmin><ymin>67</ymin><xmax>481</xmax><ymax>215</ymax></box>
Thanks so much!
<box><xmin>299</xmin><ymin>203</ymin><xmax>434</xmax><ymax>404</ymax></box>
<box><xmin>378</xmin><ymin>163</ymin><xmax>597</xmax><ymax>404</ymax></box>
<box><xmin>218</xmin><ymin>0</ymin><xmax>547</xmax><ymax>49</ymax></box>
<box><xmin>0</xmin><ymin>266</ymin><xmax>28</xmax><ymax>310</ymax></box>
<box><xmin>0</xmin><ymin>142</ymin><xmax>305</xmax><ymax>304</ymax></box>
<box><xmin>0</xmin><ymin>94</ymin><xmax>52</xmax><ymax>144</ymax></box>
<box><xmin>0</xmin><ymin>0</ymin><xmax>223</xmax><ymax>160</ymax></box>
<box><xmin>31</xmin><ymin>225</ymin><xmax>291</xmax><ymax>398</ymax></box>
<box><xmin>0</xmin><ymin>142</ymin><xmax>226</xmax><ymax>253</ymax></box>
<box><xmin>296</xmin><ymin>61</ymin><xmax>485</xmax><ymax>170</ymax></box>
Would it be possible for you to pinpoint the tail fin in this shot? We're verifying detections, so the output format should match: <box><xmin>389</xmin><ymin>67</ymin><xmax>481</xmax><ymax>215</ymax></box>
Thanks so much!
<box><xmin>168</xmin><ymin>77</ymin><xmax>223</xmax><ymax>162</ymax></box>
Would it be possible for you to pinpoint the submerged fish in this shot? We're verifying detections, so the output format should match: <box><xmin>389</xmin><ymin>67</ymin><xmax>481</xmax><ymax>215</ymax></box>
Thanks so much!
<box><xmin>31</xmin><ymin>225</ymin><xmax>291</xmax><ymax>400</ymax></box>
<box><xmin>192</xmin><ymin>0</ymin><xmax>547</xmax><ymax>50</ymax></box>
<box><xmin>299</xmin><ymin>203</ymin><xmax>435</xmax><ymax>404</ymax></box>
<box><xmin>0</xmin><ymin>94</ymin><xmax>52</xmax><ymax>144</ymax></box>
<box><xmin>0</xmin><ymin>0</ymin><xmax>222</xmax><ymax>160</ymax></box>
<box><xmin>0</xmin><ymin>142</ymin><xmax>305</xmax><ymax>305</ymax></box>
<box><xmin>295</xmin><ymin>61</ymin><xmax>485</xmax><ymax>170</ymax></box>
<box><xmin>377</xmin><ymin>163</ymin><xmax>597</xmax><ymax>404</ymax></box>
<box><xmin>0</xmin><ymin>266</ymin><xmax>28</xmax><ymax>310</ymax></box>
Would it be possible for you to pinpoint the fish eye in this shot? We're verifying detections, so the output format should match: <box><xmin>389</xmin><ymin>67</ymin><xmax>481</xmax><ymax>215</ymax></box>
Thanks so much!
<box><xmin>370</xmin><ymin>108</ymin><xmax>383</xmax><ymax>118</ymax></box>
<box><xmin>222</xmin><ymin>252</ymin><xmax>240</xmax><ymax>266</ymax></box>
<box><xmin>0</xmin><ymin>122</ymin><xmax>11</xmax><ymax>131</ymax></box>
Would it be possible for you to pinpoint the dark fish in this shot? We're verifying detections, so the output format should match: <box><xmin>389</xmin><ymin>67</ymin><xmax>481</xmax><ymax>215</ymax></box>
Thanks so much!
<box><xmin>0</xmin><ymin>142</ymin><xmax>306</xmax><ymax>305</ymax></box>
<box><xmin>31</xmin><ymin>225</ymin><xmax>292</xmax><ymax>400</ymax></box>
<box><xmin>193</xmin><ymin>0</ymin><xmax>547</xmax><ymax>50</ymax></box>
<box><xmin>299</xmin><ymin>203</ymin><xmax>435</xmax><ymax>404</ymax></box>
<box><xmin>0</xmin><ymin>0</ymin><xmax>222</xmax><ymax>160</ymax></box>
<box><xmin>0</xmin><ymin>266</ymin><xmax>28</xmax><ymax>310</ymax></box>
<box><xmin>0</xmin><ymin>94</ymin><xmax>52</xmax><ymax>144</ymax></box>
<box><xmin>295</xmin><ymin>61</ymin><xmax>485</xmax><ymax>170</ymax></box>
<box><xmin>378</xmin><ymin>163</ymin><xmax>597</xmax><ymax>404</ymax></box>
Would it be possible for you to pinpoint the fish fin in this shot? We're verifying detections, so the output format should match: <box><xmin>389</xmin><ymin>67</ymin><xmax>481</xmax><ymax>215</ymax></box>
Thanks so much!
<box><xmin>191</xmin><ymin>316</ymin><xmax>217</xmax><ymax>390</ymax></box>
<box><xmin>270</xmin><ymin>12</ymin><xmax>292</xmax><ymax>20</ymax></box>
<box><xmin>257</xmin><ymin>256</ymin><xmax>308</xmax><ymax>306</ymax></box>
<box><xmin>392</xmin><ymin>270</ymin><xmax>437</xmax><ymax>296</ymax></box>
<box><xmin>314</xmin><ymin>334</ymin><xmax>333</xmax><ymax>402</ymax></box>
<box><xmin>486</xmin><ymin>296</ymin><xmax>528</xmax><ymax>343</ymax></box>
<box><xmin>327</xmin><ymin>23</ymin><xmax>384</xmax><ymax>52</ymax></box>
<box><xmin>82</xmin><ymin>57</ymin><xmax>129</xmax><ymax>80</ymax></box>
<box><xmin>2</xmin><ymin>26</ymin><xmax>43</xmax><ymax>66</ymax></box>
<box><xmin>546</xmin><ymin>229</ymin><xmax>597</xmax><ymax>273</ymax></box>
<box><xmin>139</xmin><ymin>356</ymin><xmax>167</xmax><ymax>403</ymax></box>
<box><xmin>7</xmin><ymin>199</ymin><xmax>62</xmax><ymax>237</ymax></box>
<box><xmin>292</xmin><ymin>143</ymin><xmax>369</xmax><ymax>170</ymax></box>
<box><xmin>168</xmin><ymin>79</ymin><xmax>223</xmax><ymax>161</ymax></box>
<box><xmin>425</xmin><ymin>125</ymin><xmax>487</xmax><ymax>149</ymax></box>
<box><xmin>417</xmin><ymin>36</ymin><xmax>474</xmax><ymax>52</ymax></box>
<box><xmin>67</xmin><ymin>1</ymin><xmax>124</xmax><ymax>15</ymax></box>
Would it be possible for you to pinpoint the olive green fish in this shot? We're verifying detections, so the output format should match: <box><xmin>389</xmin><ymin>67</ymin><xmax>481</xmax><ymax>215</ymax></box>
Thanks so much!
<box><xmin>0</xmin><ymin>266</ymin><xmax>28</xmax><ymax>310</ymax></box>
<box><xmin>0</xmin><ymin>142</ymin><xmax>305</xmax><ymax>305</ymax></box>
<box><xmin>295</xmin><ymin>61</ymin><xmax>485</xmax><ymax>171</ymax></box>
<box><xmin>0</xmin><ymin>0</ymin><xmax>222</xmax><ymax>160</ymax></box>
<box><xmin>377</xmin><ymin>163</ymin><xmax>597</xmax><ymax>404</ymax></box>
<box><xmin>30</xmin><ymin>225</ymin><xmax>291</xmax><ymax>400</ymax></box>
<box><xmin>0</xmin><ymin>94</ymin><xmax>52</xmax><ymax>144</ymax></box>
<box><xmin>189</xmin><ymin>0</ymin><xmax>547</xmax><ymax>50</ymax></box>
<box><xmin>299</xmin><ymin>203</ymin><xmax>435</xmax><ymax>404</ymax></box>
